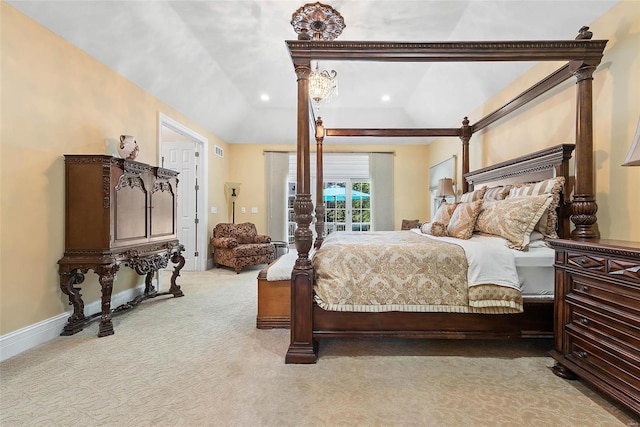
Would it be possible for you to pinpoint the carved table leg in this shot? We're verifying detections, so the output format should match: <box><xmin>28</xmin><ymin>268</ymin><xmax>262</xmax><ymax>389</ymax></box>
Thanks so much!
<box><xmin>59</xmin><ymin>268</ymin><xmax>87</xmax><ymax>336</ymax></box>
<box><xmin>96</xmin><ymin>264</ymin><xmax>119</xmax><ymax>337</ymax></box>
<box><xmin>169</xmin><ymin>249</ymin><xmax>185</xmax><ymax>297</ymax></box>
<box><xmin>144</xmin><ymin>271</ymin><xmax>157</xmax><ymax>296</ymax></box>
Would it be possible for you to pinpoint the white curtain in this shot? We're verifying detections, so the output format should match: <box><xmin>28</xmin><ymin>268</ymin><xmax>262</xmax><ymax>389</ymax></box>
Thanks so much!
<box><xmin>370</xmin><ymin>153</ymin><xmax>394</xmax><ymax>231</ymax></box>
<box><xmin>264</xmin><ymin>151</ymin><xmax>289</xmax><ymax>242</ymax></box>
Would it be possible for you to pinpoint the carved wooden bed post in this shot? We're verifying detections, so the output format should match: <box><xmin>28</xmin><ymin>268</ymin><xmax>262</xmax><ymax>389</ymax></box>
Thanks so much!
<box><xmin>286</xmin><ymin>59</ymin><xmax>317</xmax><ymax>364</ymax></box>
<box><xmin>286</xmin><ymin>2</ymin><xmax>345</xmax><ymax>363</ymax></box>
<box><xmin>570</xmin><ymin>27</ymin><xmax>599</xmax><ymax>240</ymax></box>
<box><xmin>314</xmin><ymin>117</ymin><xmax>325</xmax><ymax>249</ymax></box>
<box><xmin>460</xmin><ymin>117</ymin><xmax>472</xmax><ymax>194</ymax></box>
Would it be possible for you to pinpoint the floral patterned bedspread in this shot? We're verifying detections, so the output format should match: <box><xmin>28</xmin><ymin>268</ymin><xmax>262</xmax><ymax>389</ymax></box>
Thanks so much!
<box><xmin>313</xmin><ymin>231</ymin><xmax>522</xmax><ymax>313</ymax></box>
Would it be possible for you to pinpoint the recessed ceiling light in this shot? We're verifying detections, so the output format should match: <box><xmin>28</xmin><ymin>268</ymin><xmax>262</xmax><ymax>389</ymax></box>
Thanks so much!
<box><xmin>381</xmin><ymin>95</ymin><xmax>390</xmax><ymax>102</ymax></box>
<box><xmin>260</xmin><ymin>94</ymin><xmax>270</xmax><ymax>101</ymax></box>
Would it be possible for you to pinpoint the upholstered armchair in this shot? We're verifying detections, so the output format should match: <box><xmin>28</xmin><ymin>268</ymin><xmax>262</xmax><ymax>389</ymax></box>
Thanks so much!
<box><xmin>211</xmin><ymin>222</ymin><xmax>275</xmax><ymax>274</ymax></box>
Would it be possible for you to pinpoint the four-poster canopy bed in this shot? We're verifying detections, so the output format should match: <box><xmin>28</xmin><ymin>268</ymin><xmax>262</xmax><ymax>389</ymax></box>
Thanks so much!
<box><xmin>285</xmin><ymin>3</ymin><xmax>607</xmax><ymax>366</ymax></box>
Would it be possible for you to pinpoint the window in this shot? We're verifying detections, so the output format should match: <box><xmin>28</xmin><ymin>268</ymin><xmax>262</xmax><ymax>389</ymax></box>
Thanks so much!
<box><xmin>286</xmin><ymin>182</ymin><xmax>296</xmax><ymax>244</ymax></box>
<box><xmin>286</xmin><ymin>153</ymin><xmax>374</xmax><ymax>243</ymax></box>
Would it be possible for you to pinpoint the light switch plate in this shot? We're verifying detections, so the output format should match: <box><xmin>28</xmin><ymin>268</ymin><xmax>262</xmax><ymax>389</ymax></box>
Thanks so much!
<box><xmin>251</xmin><ymin>207</ymin><xmax>258</xmax><ymax>214</ymax></box>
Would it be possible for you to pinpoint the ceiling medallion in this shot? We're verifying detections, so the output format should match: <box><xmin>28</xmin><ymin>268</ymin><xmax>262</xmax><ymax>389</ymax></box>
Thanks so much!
<box><xmin>291</xmin><ymin>2</ymin><xmax>345</xmax><ymax>41</ymax></box>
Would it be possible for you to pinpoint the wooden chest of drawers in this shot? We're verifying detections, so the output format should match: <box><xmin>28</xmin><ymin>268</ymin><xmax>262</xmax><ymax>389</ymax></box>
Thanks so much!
<box><xmin>548</xmin><ymin>239</ymin><xmax>640</xmax><ymax>417</ymax></box>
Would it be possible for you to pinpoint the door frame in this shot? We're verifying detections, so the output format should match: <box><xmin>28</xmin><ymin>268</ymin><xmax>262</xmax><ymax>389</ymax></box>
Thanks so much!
<box><xmin>158</xmin><ymin>112</ymin><xmax>209</xmax><ymax>272</ymax></box>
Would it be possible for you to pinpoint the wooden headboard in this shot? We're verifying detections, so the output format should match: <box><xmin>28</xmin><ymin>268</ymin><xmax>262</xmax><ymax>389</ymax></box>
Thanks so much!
<box><xmin>464</xmin><ymin>144</ymin><xmax>575</xmax><ymax>238</ymax></box>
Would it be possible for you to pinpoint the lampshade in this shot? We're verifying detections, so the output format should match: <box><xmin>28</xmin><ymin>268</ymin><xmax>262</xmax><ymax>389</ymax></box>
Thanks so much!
<box><xmin>436</xmin><ymin>178</ymin><xmax>455</xmax><ymax>198</ymax></box>
<box><xmin>225</xmin><ymin>182</ymin><xmax>241</xmax><ymax>201</ymax></box>
<box><xmin>622</xmin><ymin>117</ymin><xmax>640</xmax><ymax>166</ymax></box>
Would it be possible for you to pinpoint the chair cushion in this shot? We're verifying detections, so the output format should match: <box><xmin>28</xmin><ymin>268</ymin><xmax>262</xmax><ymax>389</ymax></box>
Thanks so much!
<box><xmin>234</xmin><ymin>243</ymin><xmax>275</xmax><ymax>258</ymax></box>
<box><xmin>231</xmin><ymin>222</ymin><xmax>258</xmax><ymax>244</ymax></box>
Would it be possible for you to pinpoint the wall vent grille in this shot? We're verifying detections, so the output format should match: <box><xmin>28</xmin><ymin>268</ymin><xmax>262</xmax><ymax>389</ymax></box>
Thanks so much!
<box><xmin>214</xmin><ymin>145</ymin><xmax>224</xmax><ymax>158</ymax></box>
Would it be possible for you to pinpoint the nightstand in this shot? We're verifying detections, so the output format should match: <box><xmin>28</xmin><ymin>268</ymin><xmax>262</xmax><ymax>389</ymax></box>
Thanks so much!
<box><xmin>547</xmin><ymin>238</ymin><xmax>640</xmax><ymax>417</ymax></box>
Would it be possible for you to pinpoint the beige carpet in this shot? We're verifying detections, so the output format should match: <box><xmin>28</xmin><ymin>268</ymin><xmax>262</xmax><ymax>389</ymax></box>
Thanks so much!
<box><xmin>1</xmin><ymin>267</ymin><xmax>638</xmax><ymax>426</ymax></box>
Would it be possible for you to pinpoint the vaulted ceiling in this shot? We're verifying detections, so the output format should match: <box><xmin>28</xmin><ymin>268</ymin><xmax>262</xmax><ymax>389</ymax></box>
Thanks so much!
<box><xmin>8</xmin><ymin>1</ymin><xmax>619</xmax><ymax>145</ymax></box>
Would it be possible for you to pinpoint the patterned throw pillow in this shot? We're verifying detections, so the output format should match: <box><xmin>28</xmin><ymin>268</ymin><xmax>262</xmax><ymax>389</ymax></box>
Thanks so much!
<box><xmin>432</xmin><ymin>202</ymin><xmax>459</xmax><ymax>227</ymax></box>
<box><xmin>447</xmin><ymin>200</ymin><xmax>483</xmax><ymax>240</ymax></box>
<box><xmin>483</xmin><ymin>186</ymin><xmax>511</xmax><ymax>201</ymax></box>
<box><xmin>475</xmin><ymin>194</ymin><xmax>553</xmax><ymax>250</ymax></box>
<box><xmin>421</xmin><ymin>221</ymin><xmax>447</xmax><ymax>237</ymax></box>
<box><xmin>459</xmin><ymin>186</ymin><xmax>487</xmax><ymax>203</ymax></box>
<box><xmin>508</xmin><ymin>177</ymin><xmax>565</xmax><ymax>238</ymax></box>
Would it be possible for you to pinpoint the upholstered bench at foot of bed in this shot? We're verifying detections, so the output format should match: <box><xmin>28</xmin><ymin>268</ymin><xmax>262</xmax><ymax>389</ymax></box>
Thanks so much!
<box><xmin>256</xmin><ymin>251</ymin><xmax>296</xmax><ymax>329</ymax></box>
<box><xmin>257</xmin><ymin>273</ymin><xmax>290</xmax><ymax>329</ymax></box>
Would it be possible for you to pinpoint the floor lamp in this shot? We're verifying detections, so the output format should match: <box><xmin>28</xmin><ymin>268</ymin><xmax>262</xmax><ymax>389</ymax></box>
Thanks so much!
<box><xmin>225</xmin><ymin>182</ymin><xmax>241</xmax><ymax>223</ymax></box>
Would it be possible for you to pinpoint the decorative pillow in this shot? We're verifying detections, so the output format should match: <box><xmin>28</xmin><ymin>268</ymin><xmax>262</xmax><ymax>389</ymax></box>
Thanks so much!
<box><xmin>508</xmin><ymin>177</ymin><xmax>565</xmax><ymax>238</ymax></box>
<box><xmin>432</xmin><ymin>202</ymin><xmax>459</xmax><ymax>227</ymax></box>
<box><xmin>475</xmin><ymin>195</ymin><xmax>553</xmax><ymax>250</ymax></box>
<box><xmin>421</xmin><ymin>222</ymin><xmax>447</xmax><ymax>237</ymax></box>
<box><xmin>483</xmin><ymin>186</ymin><xmax>511</xmax><ymax>201</ymax></box>
<box><xmin>447</xmin><ymin>200</ymin><xmax>483</xmax><ymax>240</ymax></box>
<box><xmin>459</xmin><ymin>187</ymin><xmax>486</xmax><ymax>203</ymax></box>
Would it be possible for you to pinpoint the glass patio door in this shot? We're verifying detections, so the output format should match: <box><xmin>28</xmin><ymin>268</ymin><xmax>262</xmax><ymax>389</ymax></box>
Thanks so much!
<box><xmin>324</xmin><ymin>180</ymin><xmax>371</xmax><ymax>235</ymax></box>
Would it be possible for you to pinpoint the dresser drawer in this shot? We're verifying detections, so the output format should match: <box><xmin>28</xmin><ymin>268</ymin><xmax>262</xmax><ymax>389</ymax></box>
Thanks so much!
<box><xmin>566</xmin><ymin>303</ymin><xmax>640</xmax><ymax>356</ymax></box>
<box><xmin>567</xmin><ymin>251</ymin><xmax>606</xmax><ymax>271</ymax></box>
<box><xmin>567</xmin><ymin>273</ymin><xmax>640</xmax><ymax>315</ymax></box>
<box><xmin>567</xmin><ymin>335</ymin><xmax>640</xmax><ymax>397</ymax></box>
<box><xmin>566</xmin><ymin>250</ymin><xmax>640</xmax><ymax>281</ymax></box>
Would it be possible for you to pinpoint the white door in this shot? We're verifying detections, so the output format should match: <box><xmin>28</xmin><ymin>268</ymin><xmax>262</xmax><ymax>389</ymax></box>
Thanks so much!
<box><xmin>162</xmin><ymin>142</ymin><xmax>198</xmax><ymax>271</ymax></box>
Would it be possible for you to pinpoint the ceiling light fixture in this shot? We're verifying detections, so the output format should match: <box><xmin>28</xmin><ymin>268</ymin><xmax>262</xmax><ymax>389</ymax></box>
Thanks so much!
<box><xmin>381</xmin><ymin>95</ymin><xmax>391</xmax><ymax>102</ymax></box>
<box><xmin>260</xmin><ymin>94</ymin><xmax>270</xmax><ymax>101</ymax></box>
<box><xmin>290</xmin><ymin>3</ymin><xmax>344</xmax><ymax>104</ymax></box>
<box><xmin>309</xmin><ymin>63</ymin><xmax>338</xmax><ymax>103</ymax></box>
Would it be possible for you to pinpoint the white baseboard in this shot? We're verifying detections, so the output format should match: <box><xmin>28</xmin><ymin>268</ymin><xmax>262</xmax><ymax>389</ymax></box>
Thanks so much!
<box><xmin>0</xmin><ymin>284</ymin><xmax>145</xmax><ymax>362</ymax></box>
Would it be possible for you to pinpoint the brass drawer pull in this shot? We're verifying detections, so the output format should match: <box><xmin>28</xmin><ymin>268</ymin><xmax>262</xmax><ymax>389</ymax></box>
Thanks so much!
<box><xmin>578</xmin><ymin>317</ymin><xmax>589</xmax><ymax>326</ymax></box>
<box><xmin>576</xmin><ymin>351</ymin><xmax>588</xmax><ymax>359</ymax></box>
<box><xmin>580</xmin><ymin>285</ymin><xmax>589</xmax><ymax>292</ymax></box>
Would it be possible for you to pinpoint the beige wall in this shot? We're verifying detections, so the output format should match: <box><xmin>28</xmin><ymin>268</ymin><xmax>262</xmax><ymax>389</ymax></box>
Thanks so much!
<box><xmin>426</xmin><ymin>1</ymin><xmax>640</xmax><ymax>241</ymax></box>
<box><xmin>0</xmin><ymin>3</ymin><xmax>230</xmax><ymax>334</ymax></box>
<box><xmin>227</xmin><ymin>143</ymin><xmax>430</xmax><ymax>234</ymax></box>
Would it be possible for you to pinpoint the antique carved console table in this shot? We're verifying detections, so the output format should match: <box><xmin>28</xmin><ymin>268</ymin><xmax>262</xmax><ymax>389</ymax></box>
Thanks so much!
<box><xmin>58</xmin><ymin>155</ymin><xmax>185</xmax><ymax>337</ymax></box>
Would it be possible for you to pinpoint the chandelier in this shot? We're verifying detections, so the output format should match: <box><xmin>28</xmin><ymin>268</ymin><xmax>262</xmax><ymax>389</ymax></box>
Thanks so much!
<box><xmin>309</xmin><ymin>63</ymin><xmax>338</xmax><ymax>103</ymax></box>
